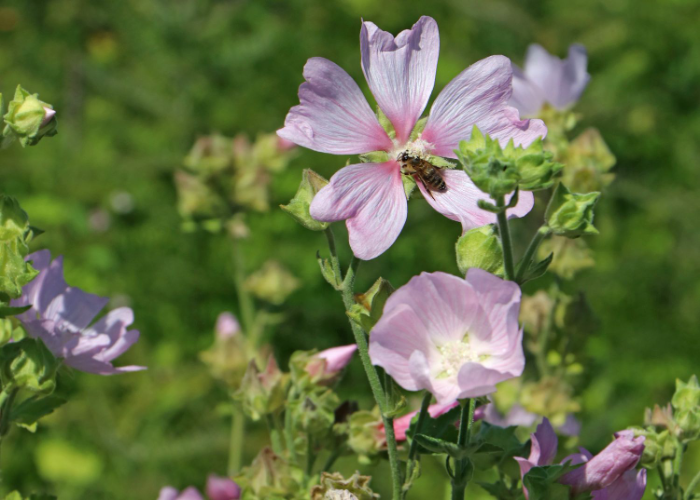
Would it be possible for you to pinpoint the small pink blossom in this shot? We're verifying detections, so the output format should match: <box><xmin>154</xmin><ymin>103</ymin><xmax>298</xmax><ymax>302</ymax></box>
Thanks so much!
<box><xmin>206</xmin><ymin>474</ymin><xmax>241</xmax><ymax>500</ymax></box>
<box><xmin>316</xmin><ymin>343</ymin><xmax>357</xmax><ymax>374</ymax></box>
<box><xmin>368</xmin><ymin>269</ymin><xmax>524</xmax><ymax>405</ymax></box>
<box><xmin>41</xmin><ymin>106</ymin><xmax>56</xmax><ymax>127</ymax></box>
<box><xmin>11</xmin><ymin>250</ymin><xmax>144</xmax><ymax>375</ymax></box>
<box><xmin>510</xmin><ymin>44</ymin><xmax>590</xmax><ymax>116</ymax></box>
<box><xmin>157</xmin><ymin>486</ymin><xmax>204</xmax><ymax>500</ymax></box>
<box><xmin>215</xmin><ymin>312</ymin><xmax>240</xmax><ymax>340</ymax></box>
<box><xmin>514</xmin><ymin>419</ymin><xmax>646</xmax><ymax>499</ymax></box>
<box><xmin>278</xmin><ymin>16</ymin><xmax>546</xmax><ymax>260</ymax></box>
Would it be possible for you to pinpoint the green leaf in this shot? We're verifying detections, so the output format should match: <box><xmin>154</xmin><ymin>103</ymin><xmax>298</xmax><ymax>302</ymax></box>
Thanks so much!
<box><xmin>413</xmin><ymin>434</ymin><xmax>469</xmax><ymax>459</ymax></box>
<box><xmin>317</xmin><ymin>252</ymin><xmax>341</xmax><ymax>290</ymax></box>
<box><xmin>469</xmin><ymin>423</ymin><xmax>527</xmax><ymax>470</ymax></box>
<box><xmin>519</xmin><ymin>253</ymin><xmax>553</xmax><ymax>285</ymax></box>
<box><xmin>0</xmin><ymin>195</ymin><xmax>40</xmax><ymax>300</ymax></box>
<box><xmin>0</xmin><ymin>338</ymin><xmax>59</xmax><ymax>395</ymax></box>
<box><xmin>280</xmin><ymin>169</ymin><xmax>329</xmax><ymax>231</ymax></box>
<box><xmin>10</xmin><ymin>395</ymin><xmax>67</xmax><ymax>432</ymax></box>
<box><xmin>522</xmin><ymin>463</ymin><xmax>579</xmax><ymax>500</ymax></box>
<box><xmin>347</xmin><ymin>278</ymin><xmax>394</xmax><ymax>332</ymax></box>
<box><xmin>406</xmin><ymin>404</ymin><xmax>461</xmax><ymax>455</ymax></box>
<box><xmin>0</xmin><ymin>304</ymin><xmax>31</xmax><ymax>319</ymax></box>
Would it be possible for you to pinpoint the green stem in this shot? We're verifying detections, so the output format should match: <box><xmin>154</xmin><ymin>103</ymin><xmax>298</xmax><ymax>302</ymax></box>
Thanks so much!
<box><xmin>451</xmin><ymin>399</ymin><xmax>476</xmax><ymax>500</ymax></box>
<box><xmin>495</xmin><ymin>197</ymin><xmax>516</xmax><ymax>281</ymax></box>
<box><xmin>403</xmin><ymin>392</ymin><xmax>432</xmax><ymax>498</ymax></box>
<box><xmin>0</xmin><ymin>388</ymin><xmax>19</xmax><ymax>468</ymax></box>
<box><xmin>322</xmin><ymin>446</ymin><xmax>343</xmax><ymax>472</ymax></box>
<box><xmin>324</xmin><ymin>227</ymin><xmax>344</xmax><ymax>287</ymax></box>
<box><xmin>231</xmin><ymin>238</ymin><xmax>256</xmax><ymax>341</ymax></box>
<box><xmin>265</xmin><ymin>413</ymin><xmax>285</xmax><ymax>456</ymax></box>
<box><xmin>515</xmin><ymin>226</ymin><xmax>550</xmax><ymax>283</ymax></box>
<box><xmin>227</xmin><ymin>407</ymin><xmax>245</xmax><ymax>475</ymax></box>
<box><xmin>284</xmin><ymin>389</ymin><xmax>299</xmax><ymax>465</ymax></box>
<box><xmin>306</xmin><ymin>435</ymin><xmax>315</xmax><ymax>476</ymax></box>
<box><xmin>686</xmin><ymin>469</ymin><xmax>700</xmax><ymax>500</ymax></box>
<box><xmin>338</xmin><ymin>257</ymin><xmax>402</xmax><ymax>500</ymax></box>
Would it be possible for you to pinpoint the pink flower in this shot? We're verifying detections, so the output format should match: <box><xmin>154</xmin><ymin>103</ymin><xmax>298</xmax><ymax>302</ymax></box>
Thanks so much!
<box><xmin>215</xmin><ymin>312</ymin><xmax>240</xmax><ymax>340</ymax></box>
<box><xmin>316</xmin><ymin>344</ymin><xmax>357</xmax><ymax>374</ymax></box>
<box><xmin>514</xmin><ymin>419</ymin><xmax>646</xmax><ymax>499</ymax></box>
<box><xmin>510</xmin><ymin>44</ymin><xmax>590</xmax><ymax>117</ymax></box>
<box><xmin>368</xmin><ymin>269</ymin><xmax>524</xmax><ymax>405</ymax></box>
<box><xmin>157</xmin><ymin>486</ymin><xmax>204</xmax><ymax>500</ymax></box>
<box><xmin>278</xmin><ymin>16</ymin><xmax>546</xmax><ymax>260</ymax></box>
<box><xmin>11</xmin><ymin>250</ymin><xmax>145</xmax><ymax>375</ymax></box>
<box><xmin>206</xmin><ymin>474</ymin><xmax>241</xmax><ymax>500</ymax></box>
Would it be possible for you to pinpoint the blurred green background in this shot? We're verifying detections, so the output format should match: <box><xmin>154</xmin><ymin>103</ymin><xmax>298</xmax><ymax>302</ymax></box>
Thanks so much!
<box><xmin>1</xmin><ymin>0</ymin><xmax>699</xmax><ymax>498</ymax></box>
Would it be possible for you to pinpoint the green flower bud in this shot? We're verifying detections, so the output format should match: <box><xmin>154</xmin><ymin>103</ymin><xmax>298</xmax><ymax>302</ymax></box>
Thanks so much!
<box><xmin>310</xmin><ymin>472</ymin><xmax>379</xmax><ymax>500</ymax></box>
<box><xmin>347</xmin><ymin>278</ymin><xmax>394</xmax><ymax>333</ymax></box>
<box><xmin>3</xmin><ymin>86</ymin><xmax>57</xmax><ymax>147</ymax></box>
<box><xmin>672</xmin><ymin>375</ymin><xmax>700</xmax><ymax>413</ymax></box>
<box><xmin>455</xmin><ymin>224</ymin><xmax>504</xmax><ymax>277</ymax></box>
<box><xmin>538</xmin><ymin>236</ymin><xmax>595</xmax><ymax>279</ymax></box>
<box><xmin>560</xmin><ymin>128</ymin><xmax>616</xmax><ymax>193</ymax></box>
<box><xmin>0</xmin><ymin>338</ymin><xmax>58</xmax><ymax>395</ymax></box>
<box><xmin>337</xmin><ymin>408</ymin><xmax>384</xmax><ymax>463</ymax></box>
<box><xmin>0</xmin><ymin>195</ymin><xmax>40</xmax><ymax>301</ymax></box>
<box><xmin>280</xmin><ymin>169</ymin><xmax>330</xmax><ymax>231</ymax></box>
<box><xmin>235</xmin><ymin>447</ymin><xmax>305</xmax><ymax>499</ymax></box>
<box><xmin>544</xmin><ymin>183</ymin><xmax>600</xmax><ymax>238</ymax></box>
<box><xmin>288</xmin><ymin>388</ymin><xmax>340</xmax><ymax>439</ymax></box>
<box><xmin>244</xmin><ymin>260</ymin><xmax>300</xmax><ymax>306</ymax></box>
<box><xmin>233</xmin><ymin>356</ymin><xmax>289</xmax><ymax>421</ymax></box>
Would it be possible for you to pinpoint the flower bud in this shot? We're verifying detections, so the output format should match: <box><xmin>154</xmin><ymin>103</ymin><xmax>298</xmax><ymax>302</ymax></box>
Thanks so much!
<box><xmin>215</xmin><ymin>312</ymin><xmax>240</xmax><ymax>340</ymax></box>
<box><xmin>280</xmin><ymin>169</ymin><xmax>330</xmax><ymax>231</ymax></box>
<box><xmin>206</xmin><ymin>474</ymin><xmax>241</xmax><ymax>500</ymax></box>
<box><xmin>292</xmin><ymin>344</ymin><xmax>357</xmax><ymax>388</ymax></box>
<box><xmin>672</xmin><ymin>375</ymin><xmax>700</xmax><ymax>413</ymax></box>
<box><xmin>0</xmin><ymin>337</ymin><xmax>58</xmax><ymax>395</ymax></box>
<box><xmin>633</xmin><ymin>428</ymin><xmax>671</xmax><ymax>468</ymax></box>
<box><xmin>184</xmin><ymin>134</ymin><xmax>234</xmax><ymax>175</ymax></box>
<box><xmin>560</xmin><ymin>128</ymin><xmax>616</xmax><ymax>193</ymax></box>
<box><xmin>288</xmin><ymin>388</ymin><xmax>340</xmax><ymax>439</ymax></box>
<box><xmin>544</xmin><ymin>183</ymin><xmax>600</xmax><ymax>238</ymax></box>
<box><xmin>200</xmin><ymin>313</ymin><xmax>248</xmax><ymax>389</ymax></box>
<box><xmin>2</xmin><ymin>86</ymin><xmax>57</xmax><ymax>147</ymax></box>
<box><xmin>337</xmin><ymin>408</ymin><xmax>384</xmax><ymax>463</ymax></box>
<box><xmin>234</xmin><ymin>447</ymin><xmax>304</xmax><ymax>498</ymax></box>
<box><xmin>455</xmin><ymin>224</ymin><xmax>504</xmax><ymax>276</ymax></box>
<box><xmin>244</xmin><ymin>260</ymin><xmax>300</xmax><ymax>306</ymax></box>
<box><xmin>233</xmin><ymin>356</ymin><xmax>289</xmax><ymax>421</ymax></box>
<box><xmin>310</xmin><ymin>472</ymin><xmax>379</xmax><ymax>500</ymax></box>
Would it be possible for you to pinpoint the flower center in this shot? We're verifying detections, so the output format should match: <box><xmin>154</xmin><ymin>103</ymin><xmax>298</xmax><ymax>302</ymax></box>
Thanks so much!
<box><xmin>436</xmin><ymin>335</ymin><xmax>487</xmax><ymax>378</ymax></box>
<box><xmin>389</xmin><ymin>138</ymin><xmax>433</xmax><ymax>161</ymax></box>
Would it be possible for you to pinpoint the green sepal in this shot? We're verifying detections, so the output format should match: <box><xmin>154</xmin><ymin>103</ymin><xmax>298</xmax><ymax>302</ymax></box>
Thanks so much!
<box><xmin>0</xmin><ymin>338</ymin><xmax>58</xmax><ymax>396</ymax></box>
<box><xmin>10</xmin><ymin>395</ymin><xmax>67</xmax><ymax>432</ymax></box>
<box><xmin>337</xmin><ymin>407</ymin><xmax>384</xmax><ymax>462</ymax></box>
<box><xmin>402</xmin><ymin>175</ymin><xmax>417</xmax><ymax>200</ymax></box>
<box><xmin>672</xmin><ymin>375</ymin><xmax>700</xmax><ymax>412</ymax></box>
<box><xmin>232</xmin><ymin>356</ymin><xmax>290</xmax><ymax>421</ymax></box>
<box><xmin>409</xmin><ymin>116</ymin><xmax>428</xmax><ymax>141</ymax></box>
<box><xmin>518</xmin><ymin>252</ymin><xmax>553</xmax><ymax>285</ymax></box>
<box><xmin>377</xmin><ymin>107</ymin><xmax>396</xmax><ymax>140</ymax></box>
<box><xmin>280</xmin><ymin>169</ymin><xmax>329</xmax><ymax>231</ymax></box>
<box><xmin>476</xmin><ymin>199</ymin><xmax>500</xmax><ymax>213</ymax></box>
<box><xmin>383</xmin><ymin>377</ymin><xmax>407</xmax><ymax>418</ymax></box>
<box><xmin>359</xmin><ymin>151</ymin><xmax>390</xmax><ymax>164</ymax></box>
<box><xmin>287</xmin><ymin>388</ymin><xmax>340</xmax><ymax>439</ymax></box>
<box><xmin>406</xmin><ymin>404</ymin><xmax>461</xmax><ymax>455</ymax></box>
<box><xmin>455</xmin><ymin>224</ymin><xmax>504</xmax><ymax>277</ymax></box>
<box><xmin>347</xmin><ymin>277</ymin><xmax>394</xmax><ymax>333</ymax></box>
<box><xmin>544</xmin><ymin>183</ymin><xmax>600</xmax><ymax>238</ymax></box>
<box><xmin>316</xmin><ymin>252</ymin><xmax>342</xmax><ymax>290</ymax></box>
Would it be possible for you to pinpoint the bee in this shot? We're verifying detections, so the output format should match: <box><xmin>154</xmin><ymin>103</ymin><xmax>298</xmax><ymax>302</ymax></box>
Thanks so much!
<box><xmin>398</xmin><ymin>152</ymin><xmax>447</xmax><ymax>200</ymax></box>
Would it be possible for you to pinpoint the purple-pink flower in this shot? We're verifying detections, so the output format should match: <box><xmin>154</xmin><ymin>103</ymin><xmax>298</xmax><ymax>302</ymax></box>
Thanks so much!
<box><xmin>11</xmin><ymin>250</ymin><xmax>144</xmax><ymax>375</ymax></box>
<box><xmin>278</xmin><ymin>16</ymin><xmax>546</xmax><ymax>260</ymax></box>
<box><xmin>368</xmin><ymin>268</ymin><xmax>524</xmax><ymax>405</ymax></box>
<box><xmin>316</xmin><ymin>343</ymin><xmax>357</xmax><ymax>374</ymax></box>
<box><xmin>514</xmin><ymin>418</ymin><xmax>646</xmax><ymax>499</ymax></box>
<box><xmin>206</xmin><ymin>474</ymin><xmax>242</xmax><ymax>500</ymax></box>
<box><xmin>510</xmin><ymin>44</ymin><xmax>590</xmax><ymax>117</ymax></box>
<box><xmin>157</xmin><ymin>486</ymin><xmax>204</xmax><ymax>500</ymax></box>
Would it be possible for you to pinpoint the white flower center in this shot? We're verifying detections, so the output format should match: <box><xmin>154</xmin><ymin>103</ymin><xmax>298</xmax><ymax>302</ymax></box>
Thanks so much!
<box><xmin>389</xmin><ymin>138</ymin><xmax>433</xmax><ymax>161</ymax></box>
<box><xmin>436</xmin><ymin>335</ymin><xmax>486</xmax><ymax>378</ymax></box>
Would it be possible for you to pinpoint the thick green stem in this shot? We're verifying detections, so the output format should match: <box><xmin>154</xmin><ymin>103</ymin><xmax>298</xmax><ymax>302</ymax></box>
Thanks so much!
<box><xmin>335</xmin><ymin>256</ymin><xmax>402</xmax><ymax>500</ymax></box>
<box><xmin>685</xmin><ymin>469</ymin><xmax>700</xmax><ymax>500</ymax></box>
<box><xmin>284</xmin><ymin>389</ymin><xmax>299</xmax><ymax>465</ymax></box>
<box><xmin>227</xmin><ymin>407</ymin><xmax>245</xmax><ymax>475</ymax></box>
<box><xmin>495</xmin><ymin>197</ymin><xmax>516</xmax><ymax>281</ymax></box>
<box><xmin>265</xmin><ymin>413</ymin><xmax>285</xmax><ymax>456</ymax></box>
<box><xmin>451</xmin><ymin>399</ymin><xmax>476</xmax><ymax>500</ymax></box>
<box><xmin>323</xmin><ymin>446</ymin><xmax>343</xmax><ymax>473</ymax></box>
<box><xmin>515</xmin><ymin>226</ymin><xmax>550</xmax><ymax>283</ymax></box>
<box><xmin>231</xmin><ymin>238</ymin><xmax>256</xmax><ymax>340</ymax></box>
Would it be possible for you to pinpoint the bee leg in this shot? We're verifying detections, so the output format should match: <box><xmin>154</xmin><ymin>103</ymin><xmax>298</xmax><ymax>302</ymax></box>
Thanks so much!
<box><xmin>416</xmin><ymin>176</ymin><xmax>436</xmax><ymax>201</ymax></box>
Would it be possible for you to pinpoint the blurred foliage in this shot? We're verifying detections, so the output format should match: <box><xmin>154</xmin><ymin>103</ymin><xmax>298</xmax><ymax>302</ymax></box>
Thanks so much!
<box><xmin>0</xmin><ymin>0</ymin><xmax>699</xmax><ymax>498</ymax></box>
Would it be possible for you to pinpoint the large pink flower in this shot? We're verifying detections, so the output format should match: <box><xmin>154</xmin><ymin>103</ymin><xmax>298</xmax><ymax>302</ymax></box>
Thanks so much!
<box><xmin>11</xmin><ymin>250</ymin><xmax>144</xmax><ymax>375</ymax></box>
<box><xmin>368</xmin><ymin>268</ymin><xmax>524</xmax><ymax>405</ymax></box>
<box><xmin>514</xmin><ymin>419</ymin><xmax>646</xmax><ymax>499</ymax></box>
<box><xmin>278</xmin><ymin>17</ymin><xmax>546</xmax><ymax>260</ymax></box>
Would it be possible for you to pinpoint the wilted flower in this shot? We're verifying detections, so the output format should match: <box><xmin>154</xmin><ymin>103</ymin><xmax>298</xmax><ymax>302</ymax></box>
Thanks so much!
<box><xmin>515</xmin><ymin>419</ymin><xmax>646</xmax><ymax>499</ymax></box>
<box><xmin>157</xmin><ymin>486</ymin><xmax>204</xmax><ymax>500</ymax></box>
<box><xmin>206</xmin><ymin>474</ymin><xmax>241</xmax><ymax>500</ymax></box>
<box><xmin>510</xmin><ymin>44</ymin><xmax>590</xmax><ymax>117</ymax></box>
<box><xmin>278</xmin><ymin>16</ymin><xmax>545</xmax><ymax>260</ymax></box>
<box><xmin>11</xmin><ymin>250</ymin><xmax>144</xmax><ymax>375</ymax></box>
<box><xmin>369</xmin><ymin>269</ymin><xmax>524</xmax><ymax>404</ymax></box>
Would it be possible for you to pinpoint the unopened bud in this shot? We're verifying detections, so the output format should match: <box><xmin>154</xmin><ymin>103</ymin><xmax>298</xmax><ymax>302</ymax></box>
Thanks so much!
<box><xmin>455</xmin><ymin>224</ymin><xmax>504</xmax><ymax>276</ymax></box>
<box><xmin>544</xmin><ymin>183</ymin><xmax>600</xmax><ymax>238</ymax></box>
<box><xmin>3</xmin><ymin>85</ymin><xmax>57</xmax><ymax>147</ymax></box>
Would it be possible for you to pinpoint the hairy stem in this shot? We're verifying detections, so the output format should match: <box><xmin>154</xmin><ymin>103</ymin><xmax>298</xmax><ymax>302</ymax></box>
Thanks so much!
<box><xmin>495</xmin><ymin>197</ymin><xmax>516</xmax><ymax>281</ymax></box>
<box><xmin>451</xmin><ymin>399</ymin><xmax>476</xmax><ymax>500</ymax></box>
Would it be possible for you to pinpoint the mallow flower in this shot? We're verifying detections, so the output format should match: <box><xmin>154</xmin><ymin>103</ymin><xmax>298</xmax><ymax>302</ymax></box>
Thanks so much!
<box><xmin>368</xmin><ymin>268</ymin><xmax>524</xmax><ymax>404</ymax></box>
<box><xmin>157</xmin><ymin>486</ymin><xmax>204</xmax><ymax>500</ymax></box>
<box><xmin>11</xmin><ymin>250</ymin><xmax>144</xmax><ymax>375</ymax></box>
<box><xmin>514</xmin><ymin>418</ymin><xmax>646</xmax><ymax>499</ymax></box>
<box><xmin>278</xmin><ymin>16</ymin><xmax>546</xmax><ymax>260</ymax></box>
<box><xmin>510</xmin><ymin>44</ymin><xmax>590</xmax><ymax>117</ymax></box>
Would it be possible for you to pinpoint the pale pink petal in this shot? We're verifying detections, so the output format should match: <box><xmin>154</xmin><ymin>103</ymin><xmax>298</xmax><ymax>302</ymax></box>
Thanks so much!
<box><xmin>215</xmin><ymin>312</ymin><xmax>240</xmax><ymax>339</ymax></box>
<box><xmin>157</xmin><ymin>487</ymin><xmax>181</xmax><ymax>500</ymax></box>
<box><xmin>317</xmin><ymin>344</ymin><xmax>357</xmax><ymax>373</ymax></box>
<box><xmin>206</xmin><ymin>474</ymin><xmax>242</xmax><ymax>500</ymax></box>
<box><xmin>360</xmin><ymin>16</ymin><xmax>439</xmax><ymax>143</ymax></box>
<box><xmin>422</xmin><ymin>55</ymin><xmax>547</xmax><ymax>157</ymax></box>
<box><xmin>417</xmin><ymin>169</ymin><xmax>534</xmax><ymax>231</ymax></box>
<box><xmin>277</xmin><ymin>57</ymin><xmax>392</xmax><ymax>155</ymax></box>
<box><xmin>510</xmin><ymin>64</ymin><xmax>545</xmax><ymax>117</ymax></box>
<box><xmin>523</xmin><ymin>44</ymin><xmax>590</xmax><ymax>110</ymax></box>
<box><xmin>455</xmin><ymin>361</ymin><xmax>522</xmax><ymax>399</ymax></box>
<box><xmin>310</xmin><ymin>161</ymin><xmax>407</xmax><ymax>260</ymax></box>
<box><xmin>177</xmin><ymin>487</ymin><xmax>205</xmax><ymax>500</ymax></box>
<box><xmin>465</xmin><ymin>268</ymin><xmax>522</xmax><ymax>347</ymax></box>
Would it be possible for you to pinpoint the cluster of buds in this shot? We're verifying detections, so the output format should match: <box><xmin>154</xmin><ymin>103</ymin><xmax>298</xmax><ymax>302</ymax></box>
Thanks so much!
<box><xmin>2</xmin><ymin>85</ymin><xmax>57</xmax><ymax>148</ymax></box>
<box><xmin>174</xmin><ymin>133</ymin><xmax>295</xmax><ymax>234</ymax></box>
<box><xmin>234</xmin><ymin>355</ymin><xmax>289</xmax><ymax>422</ymax></box>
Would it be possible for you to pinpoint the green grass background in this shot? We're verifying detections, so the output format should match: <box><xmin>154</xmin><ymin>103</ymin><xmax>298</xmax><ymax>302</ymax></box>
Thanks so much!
<box><xmin>1</xmin><ymin>0</ymin><xmax>699</xmax><ymax>497</ymax></box>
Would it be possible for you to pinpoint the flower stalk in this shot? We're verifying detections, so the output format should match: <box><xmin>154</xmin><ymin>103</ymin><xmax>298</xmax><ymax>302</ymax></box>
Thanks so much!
<box><xmin>451</xmin><ymin>399</ymin><xmax>477</xmax><ymax>500</ymax></box>
<box><xmin>495</xmin><ymin>196</ymin><xmax>516</xmax><ymax>281</ymax></box>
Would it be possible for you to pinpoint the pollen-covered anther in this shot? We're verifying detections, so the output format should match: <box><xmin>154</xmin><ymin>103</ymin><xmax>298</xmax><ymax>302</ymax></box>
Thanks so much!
<box><xmin>437</xmin><ymin>337</ymin><xmax>480</xmax><ymax>378</ymax></box>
